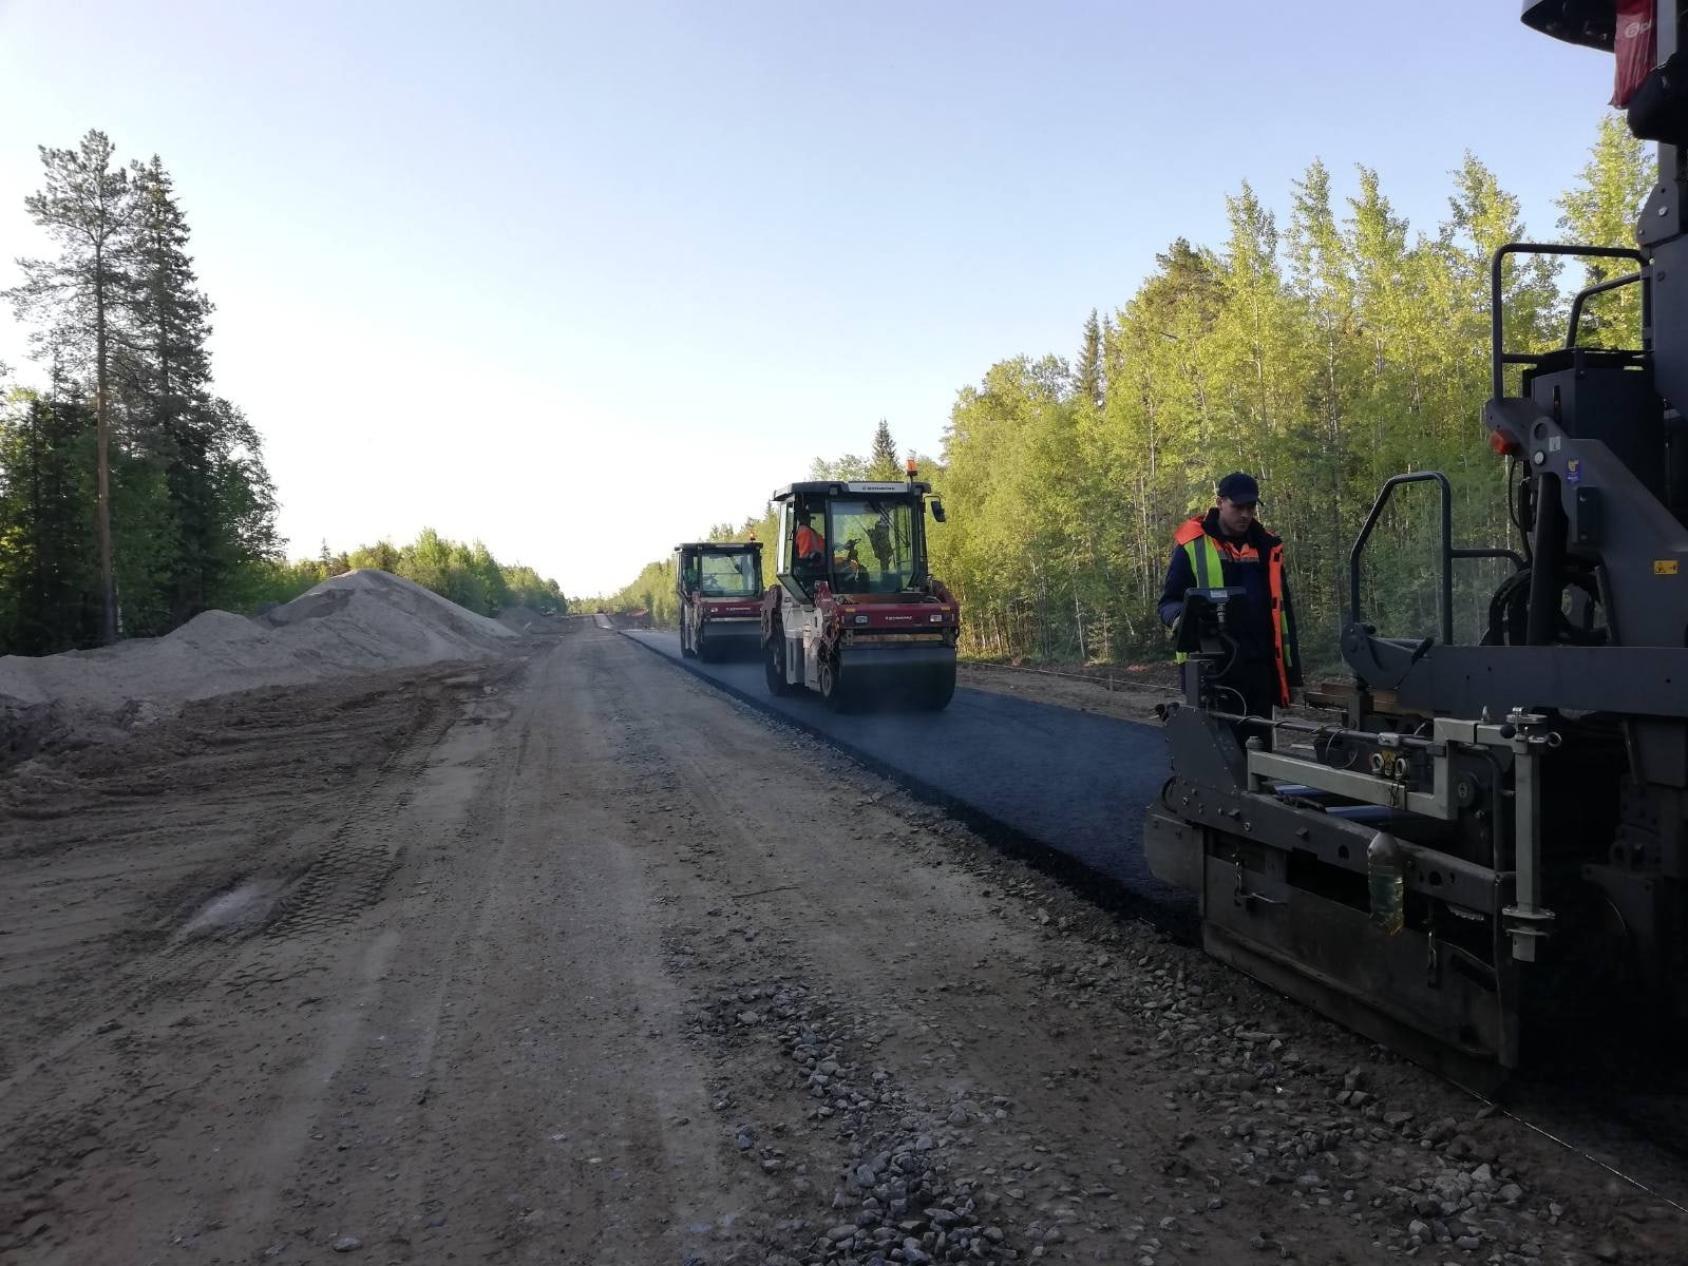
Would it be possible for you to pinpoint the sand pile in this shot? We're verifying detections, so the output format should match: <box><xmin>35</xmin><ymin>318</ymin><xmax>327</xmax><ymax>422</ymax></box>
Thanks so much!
<box><xmin>496</xmin><ymin>605</ymin><xmax>557</xmax><ymax>633</ymax></box>
<box><xmin>0</xmin><ymin>569</ymin><xmax>516</xmax><ymax>719</ymax></box>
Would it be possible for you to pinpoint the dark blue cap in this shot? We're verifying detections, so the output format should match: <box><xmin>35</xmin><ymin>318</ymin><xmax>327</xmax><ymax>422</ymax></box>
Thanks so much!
<box><xmin>1216</xmin><ymin>471</ymin><xmax>1260</xmax><ymax>504</ymax></box>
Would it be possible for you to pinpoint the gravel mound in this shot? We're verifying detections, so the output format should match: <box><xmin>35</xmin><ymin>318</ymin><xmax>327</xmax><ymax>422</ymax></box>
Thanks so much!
<box><xmin>496</xmin><ymin>604</ymin><xmax>557</xmax><ymax>633</ymax></box>
<box><xmin>0</xmin><ymin>569</ymin><xmax>515</xmax><ymax>721</ymax></box>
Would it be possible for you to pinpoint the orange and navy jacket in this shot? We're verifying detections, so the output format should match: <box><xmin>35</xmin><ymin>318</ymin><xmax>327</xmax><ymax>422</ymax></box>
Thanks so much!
<box><xmin>794</xmin><ymin>524</ymin><xmax>825</xmax><ymax>558</ymax></box>
<box><xmin>1157</xmin><ymin>508</ymin><xmax>1301</xmax><ymax>705</ymax></box>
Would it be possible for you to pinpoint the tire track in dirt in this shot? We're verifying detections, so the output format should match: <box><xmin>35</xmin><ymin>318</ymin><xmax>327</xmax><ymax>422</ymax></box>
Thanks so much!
<box><xmin>0</xmin><ymin>663</ymin><xmax>504</xmax><ymax>1262</ymax></box>
<box><xmin>244</xmin><ymin>637</ymin><xmax>765</xmax><ymax>1265</ymax></box>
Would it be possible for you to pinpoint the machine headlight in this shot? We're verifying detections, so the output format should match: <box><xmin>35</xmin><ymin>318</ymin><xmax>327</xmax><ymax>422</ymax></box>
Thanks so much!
<box><xmin>853</xmin><ymin>614</ymin><xmax>869</xmax><ymax>625</ymax></box>
<box><xmin>929</xmin><ymin>613</ymin><xmax>943</xmax><ymax>623</ymax></box>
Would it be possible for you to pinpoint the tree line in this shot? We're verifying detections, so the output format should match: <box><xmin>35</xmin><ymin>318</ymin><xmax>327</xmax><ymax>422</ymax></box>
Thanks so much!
<box><xmin>1</xmin><ymin>131</ymin><xmax>282</xmax><ymax>654</ymax></box>
<box><xmin>249</xmin><ymin>529</ymin><xmax>567</xmax><ymax>619</ymax></box>
<box><xmin>1</xmin><ymin>131</ymin><xmax>566</xmax><ymax>656</ymax></box>
<box><xmin>594</xmin><ymin>421</ymin><xmax>910</xmax><ymax>623</ymax></box>
<box><xmin>607</xmin><ymin>119</ymin><xmax>1650</xmax><ymax>672</ymax></box>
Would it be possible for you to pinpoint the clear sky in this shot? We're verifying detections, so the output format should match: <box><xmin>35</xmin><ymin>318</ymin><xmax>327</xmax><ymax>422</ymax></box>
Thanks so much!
<box><xmin>0</xmin><ymin>1</ymin><xmax>1617</xmax><ymax>597</ymax></box>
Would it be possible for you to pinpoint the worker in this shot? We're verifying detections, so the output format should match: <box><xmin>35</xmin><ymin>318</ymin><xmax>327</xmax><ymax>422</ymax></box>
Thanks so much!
<box><xmin>794</xmin><ymin>512</ymin><xmax>826</xmax><ymax>563</ymax></box>
<box><xmin>1157</xmin><ymin>471</ymin><xmax>1301</xmax><ymax>720</ymax></box>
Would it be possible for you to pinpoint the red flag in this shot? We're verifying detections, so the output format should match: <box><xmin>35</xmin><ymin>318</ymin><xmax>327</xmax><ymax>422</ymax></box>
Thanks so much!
<box><xmin>1614</xmin><ymin>0</ymin><xmax>1657</xmax><ymax>107</ymax></box>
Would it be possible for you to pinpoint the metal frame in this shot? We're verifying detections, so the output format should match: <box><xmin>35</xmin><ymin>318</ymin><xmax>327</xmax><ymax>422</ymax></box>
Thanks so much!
<box><xmin>1566</xmin><ymin>270</ymin><xmax>1648</xmax><ymax>347</ymax></box>
<box><xmin>1246</xmin><ymin>748</ymin><xmax>1454</xmax><ymax>821</ymax></box>
<box><xmin>1490</xmin><ymin>243</ymin><xmax>1647</xmax><ymax>398</ymax></box>
<box><xmin>1150</xmin><ymin>706</ymin><xmax>1524</xmax><ymax>1071</ymax></box>
<box><xmin>1346</xmin><ymin>471</ymin><xmax>1524</xmax><ymax>645</ymax></box>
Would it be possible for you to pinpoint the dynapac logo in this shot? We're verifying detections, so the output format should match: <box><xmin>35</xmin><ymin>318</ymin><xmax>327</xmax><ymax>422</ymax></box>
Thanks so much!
<box><xmin>884</xmin><ymin>615</ymin><xmax>914</xmax><ymax>623</ymax></box>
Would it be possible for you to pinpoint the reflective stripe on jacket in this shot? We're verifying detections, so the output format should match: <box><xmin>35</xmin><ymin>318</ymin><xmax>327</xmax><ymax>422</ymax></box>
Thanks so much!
<box><xmin>1163</xmin><ymin>512</ymin><xmax>1298</xmax><ymax>707</ymax></box>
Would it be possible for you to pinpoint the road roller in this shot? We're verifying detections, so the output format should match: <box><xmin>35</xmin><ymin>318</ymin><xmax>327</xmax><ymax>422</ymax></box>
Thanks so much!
<box><xmin>676</xmin><ymin>540</ymin><xmax>764</xmax><ymax>662</ymax></box>
<box><xmin>761</xmin><ymin>462</ymin><xmax>958</xmax><ymax>711</ymax></box>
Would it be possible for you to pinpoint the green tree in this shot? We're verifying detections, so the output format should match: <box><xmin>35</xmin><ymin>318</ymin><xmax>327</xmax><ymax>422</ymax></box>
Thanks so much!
<box><xmin>5</xmin><ymin>131</ymin><xmax>136</xmax><ymax>643</ymax></box>
<box><xmin>868</xmin><ymin>419</ymin><xmax>901</xmax><ymax>480</ymax></box>
<box><xmin>1285</xmin><ymin>159</ymin><xmax>1362</xmax><ymax>623</ymax></box>
<box><xmin>811</xmin><ymin>453</ymin><xmax>869</xmax><ymax>480</ymax></box>
<box><xmin>0</xmin><ymin>388</ymin><xmax>99</xmax><ymax>652</ymax></box>
<box><xmin>1076</xmin><ymin>309</ymin><xmax>1103</xmax><ymax>408</ymax></box>
<box><xmin>1557</xmin><ymin>113</ymin><xmax>1653</xmax><ymax>347</ymax></box>
<box><xmin>123</xmin><ymin>154</ymin><xmax>216</xmax><ymax>623</ymax></box>
<box><xmin>122</xmin><ymin>156</ymin><xmax>211</xmax><ymax>429</ymax></box>
<box><xmin>348</xmin><ymin>540</ymin><xmax>401</xmax><ymax>572</ymax></box>
<box><xmin>605</xmin><ymin>143</ymin><xmax>1583</xmax><ymax>673</ymax></box>
<box><xmin>500</xmin><ymin>564</ymin><xmax>566</xmax><ymax>612</ymax></box>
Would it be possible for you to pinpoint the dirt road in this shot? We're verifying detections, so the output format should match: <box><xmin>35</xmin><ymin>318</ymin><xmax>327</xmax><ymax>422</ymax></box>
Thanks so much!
<box><xmin>619</xmin><ymin>629</ymin><xmax>1178</xmax><ymax>905</ymax></box>
<box><xmin>3</xmin><ymin>627</ymin><xmax>1683</xmax><ymax>1264</ymax></box>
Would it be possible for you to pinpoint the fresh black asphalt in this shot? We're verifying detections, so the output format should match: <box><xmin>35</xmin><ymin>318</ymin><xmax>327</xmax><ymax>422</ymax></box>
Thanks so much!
<box><xmin>621</xmin><ymin>628</ymin><xmax>1189</xmax><ymax>914</ymax></box>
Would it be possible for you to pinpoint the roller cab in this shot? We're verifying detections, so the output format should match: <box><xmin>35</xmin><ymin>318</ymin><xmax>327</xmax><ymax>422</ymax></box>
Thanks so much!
<box><xmin>761</xmin><ymin>466</ymin><xmax>958</xmax><ymax>711</ymax></box>
<box><xmin>675</xmin><ymin>540</ymin><xmax>764</xmax><ymax>662</ymax></box>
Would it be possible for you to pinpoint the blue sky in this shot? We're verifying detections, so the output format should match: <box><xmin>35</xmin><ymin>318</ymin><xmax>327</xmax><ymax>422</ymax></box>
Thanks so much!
<box><xmin>0</xmin><ymin>1</ymin><xmax>1617</xmax><ymax>597</ymax></box>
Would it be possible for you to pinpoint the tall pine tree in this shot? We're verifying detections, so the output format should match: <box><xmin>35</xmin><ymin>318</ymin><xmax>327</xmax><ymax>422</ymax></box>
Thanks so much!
<box><xmin>868</xmin><ymin>419</ymin><xmax>901</xmax><ymax>480</ymax></box>
<box><xmin>123</xmin><ymin>154</ymin><xmax>225</xmax><ymax>622</ymax></box>
<box><xmin>5</xmin><ymin>131</ymin><xmax>136</xmax><ymax>643</ymax></box>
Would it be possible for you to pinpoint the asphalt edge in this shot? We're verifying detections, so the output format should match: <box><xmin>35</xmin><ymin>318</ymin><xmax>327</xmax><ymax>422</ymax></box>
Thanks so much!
<box><xmin>615</xmin><ymin>627</ymin><xmax>1197</xmax><ymax>941</ymax></box>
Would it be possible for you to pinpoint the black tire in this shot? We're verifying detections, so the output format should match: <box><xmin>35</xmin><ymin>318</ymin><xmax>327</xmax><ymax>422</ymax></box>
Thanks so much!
<box><xmin>765</xmin><ymin>627</ymin><xmax>792</xmax><ymax>696</ymax></box>
<box><xmin>921</xmin><ymin>664</ymin><xmax>956</xmax><ymax>712</ymax></box>
<box><xmin>819</xmin><ymin>653</ymin><xmax>853</xmax><ymax>713</ymax></box>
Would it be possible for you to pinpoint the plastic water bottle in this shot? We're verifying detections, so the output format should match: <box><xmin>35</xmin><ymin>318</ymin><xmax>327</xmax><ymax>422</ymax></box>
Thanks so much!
<box><xmin>1367</xmin><ymin>831</ymin><xmax>1405</xmax><ymax>935</ymax></box>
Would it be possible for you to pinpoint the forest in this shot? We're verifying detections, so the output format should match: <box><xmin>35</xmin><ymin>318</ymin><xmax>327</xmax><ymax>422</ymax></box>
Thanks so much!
<box><xmin>606</xmin><ymin>118</ymin><xmax>1649</xmax><ymax>673</ymax></box>
<box><xmin>0</xmin><ymin>131</ymin><xmax>565</xmax><ymax>655</ymax></box>
<box><xmin>248</xmin><ymin>530</ymin><xmax>567</xmax><ymax>620</ymax></box>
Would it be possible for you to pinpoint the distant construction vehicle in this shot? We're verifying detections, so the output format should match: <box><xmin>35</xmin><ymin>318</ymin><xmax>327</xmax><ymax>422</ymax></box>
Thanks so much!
<box><xmin>1145</xmin><ymin>0</ymin><xmax>1688</xmax><ymax>1079</ymax></box>
<box><xmin>762</xmin><ymin>463</ymin><xmax>958</xmax><ymax>710</ymax></box>
<box><xmin>675</xmin><ymin>540</ymin><xmax>764</xmax><ymax>662</ymax></box>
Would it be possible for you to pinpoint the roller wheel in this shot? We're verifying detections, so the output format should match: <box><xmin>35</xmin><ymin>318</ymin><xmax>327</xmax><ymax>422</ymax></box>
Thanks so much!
<box><xmin>765</xmin><ymin>628</ymin><xmax>792</xmax><ymax>696</ymax></box>
<box><xmin>921</xmin><ymin>664</ymin><xmax>956</xmax><ymax>711</ymax></box>
<box><xmin>819</xmin><ymin>653</ymin><xmax>853</xmax><ymax>713</ymax></box>
<box><xmin>697</xmin><ymin>627</ymin><xmax>715</xmax><ymax>662</ymax></box>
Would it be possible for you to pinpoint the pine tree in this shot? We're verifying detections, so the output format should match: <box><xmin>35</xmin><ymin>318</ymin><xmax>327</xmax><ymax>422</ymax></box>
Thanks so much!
<box><xmin>868</xmin><ymin>419</ymin><xmax>901</xmax><ymax>480</ymax></box>
<box><xmin>1076</xmin><ymin>309</ymin><xmax>1103</xmax><ymax>407</ymax></box>
<box><xmin>123</xmin><ymin>156</ymin><xmax>212</xmax><ymax>430</ymax></box>
<box><xmin>123</xmin><ymin>156</ymin><xmax>231</xmax><ymax>623</ymax></box>
<box><xmin>0</xmin><ymin>388</ymin><xmax>100</xmax><ymax>653</ymax></box>
<box><xmin>5</xmin><ymin>131</ymin><xmax>136</xmax><ymax>643</ymax></box>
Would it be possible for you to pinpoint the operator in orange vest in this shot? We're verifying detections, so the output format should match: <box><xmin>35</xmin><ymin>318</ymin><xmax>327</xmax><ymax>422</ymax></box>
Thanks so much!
<box><xmin>1157</xmin><ymin>472</ymin><xmax>1301</xmax><ymax>719</ymax></box>
<box><xmin>794</xmin><ymin>512</ymin><xmax>826</xmax><ymax>565</ymax></box>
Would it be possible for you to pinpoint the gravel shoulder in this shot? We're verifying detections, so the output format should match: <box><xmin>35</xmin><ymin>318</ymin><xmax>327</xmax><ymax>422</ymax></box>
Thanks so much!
<box><xmin>1</xmin><ymin>627</ymin><xmax>1682</xmax><ymax>1264</ymax></box>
